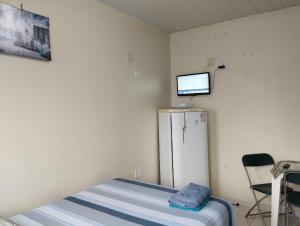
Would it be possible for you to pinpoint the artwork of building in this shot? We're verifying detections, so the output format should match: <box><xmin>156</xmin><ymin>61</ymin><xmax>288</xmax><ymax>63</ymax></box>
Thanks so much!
<box><xmin>0</xmin><ymin>3</ymin><xmax>51</xmax><ymax>61</ymax></box>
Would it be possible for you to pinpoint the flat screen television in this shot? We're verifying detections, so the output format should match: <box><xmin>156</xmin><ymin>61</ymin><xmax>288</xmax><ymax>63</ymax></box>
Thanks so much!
<box><xmin>177</xmin><ymin>72</ymin><xmax>211</xmax><ymax>96</ymax></box>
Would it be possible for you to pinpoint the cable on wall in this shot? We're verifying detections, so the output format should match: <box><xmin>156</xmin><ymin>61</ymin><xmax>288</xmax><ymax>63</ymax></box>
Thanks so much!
<box><xmin>210</xmin><ymin>64</ymin><xmax>226</xmax><ymax>91</ymax></box>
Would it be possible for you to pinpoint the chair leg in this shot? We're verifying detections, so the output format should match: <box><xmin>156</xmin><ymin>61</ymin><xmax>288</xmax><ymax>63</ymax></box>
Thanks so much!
<box><xmin>290</xmin><ymin>206</ymin><xmax>300</xmax><ymax>226</ymax></box>
<box><xmin>256</xmin><ymin>201</ymin><xmax>267</xmax><ymax>226</ymax></box>
<box><xmin>285</xmin><ymin>199</ymin><xmax>289</xmax><ymax>226</ymax></box>
<box><xmin>285</xmin><ymin>205</ymin><xmax>289</xmax><ymax>226</ymax></box>
<box><xmin>249</xmin><ymin>190</ymin><xmax>267</xmax><ymax>226</ymax></box>
<box><xmin>286</xmin><ymin>205</ymin><xmax>298</xmax><ymax>226</ymax></box>
<box><xmin>245</xmin><ymin>194</ymin><xmax>269</xmax><ymax>218</ymax></box>
<box><xmin>245</xmin><ymin>202</ymin><xmax>259</xmax><ymax>218</ymax></box>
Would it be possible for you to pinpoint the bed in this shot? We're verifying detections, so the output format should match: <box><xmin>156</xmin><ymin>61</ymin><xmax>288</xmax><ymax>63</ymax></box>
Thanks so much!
<box><xmin>10</xmin><ymin>178</ymin><xmax>236</xmax><ymax>226</ymax></box>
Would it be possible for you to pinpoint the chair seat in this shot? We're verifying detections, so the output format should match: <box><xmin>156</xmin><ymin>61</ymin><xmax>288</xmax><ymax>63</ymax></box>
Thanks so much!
<box><xmin>251</xmin><ymin>183</ymin><xmax>293</xmax><ymax>195</ymax></box>
<box><xmin>287</xmin><ymin>191</ymin><xmax>300</xmax><ymax>208</ymax></box>
<box><xmin>251</xmin><ymin>183</ymin><xmax>272</xmax><ymax>195</ymax></box>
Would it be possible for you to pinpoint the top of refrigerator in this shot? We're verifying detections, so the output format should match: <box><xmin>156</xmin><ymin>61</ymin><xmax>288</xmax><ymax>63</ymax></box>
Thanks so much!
<box><xmin>159</xmin><ymin>108</ymin><xmax>206</xmax><ymax>113</ymax></box>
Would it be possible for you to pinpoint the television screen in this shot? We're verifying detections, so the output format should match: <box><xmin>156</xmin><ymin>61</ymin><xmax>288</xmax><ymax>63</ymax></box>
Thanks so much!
<box><xmin>177</xmin><ymin>72</ymin><xmax>210</xmax><ymax>96</ymax></box>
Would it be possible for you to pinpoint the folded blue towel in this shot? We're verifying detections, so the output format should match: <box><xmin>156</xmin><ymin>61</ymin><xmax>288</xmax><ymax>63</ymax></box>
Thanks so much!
<box><xmin>169</xmin><ymin>183</ymin><xmax>211</xmax><ymax>209</ymax></box>
<box><xmin>170</xmin><ymin>197</ymin><xmax>210</xmax><ymax>212</ymax></box>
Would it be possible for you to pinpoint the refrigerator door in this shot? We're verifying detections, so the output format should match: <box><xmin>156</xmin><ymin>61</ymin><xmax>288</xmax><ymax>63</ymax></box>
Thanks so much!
<box><xmin>171</xmin><ymin>112</ymin><xmax>185</xmax><ymax>189</ymax></box>
<box><xmin>185</xmin><ymin>112</ymin><xmax>209</xmax><ymax>187</ymax></box>
<box><xmin>159</xmin><ymin>113</ymin><xmax>174</xmax><ymax>187</ymax></box>
<box><xmin>172</xmin><ymin>112</ymin><xmax>209</xmax><ymax>189</ymax></box>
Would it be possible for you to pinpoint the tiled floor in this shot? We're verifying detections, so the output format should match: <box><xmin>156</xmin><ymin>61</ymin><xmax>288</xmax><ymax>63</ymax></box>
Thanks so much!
<box><xmin>235</xmin><ymin>205</ymin><xmax>298</xmax><ymax>226</ymax></box>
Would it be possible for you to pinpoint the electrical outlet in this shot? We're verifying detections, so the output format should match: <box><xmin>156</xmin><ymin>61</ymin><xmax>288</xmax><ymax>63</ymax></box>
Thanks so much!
<box><xmin>134</xmin><ymin>169</ymin><xmax>143</xmax><ymax>179</ymax></box>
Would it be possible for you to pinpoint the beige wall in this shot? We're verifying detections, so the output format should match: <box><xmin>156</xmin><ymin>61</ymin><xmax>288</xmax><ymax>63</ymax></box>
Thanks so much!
<box><xmin>171</xmin><ymin>6</ymin><xmax>300</xmax><ymax>205</ymax></box>
<box><xmin>0</xmin><ymin>0</ymin><xmax>170</xmax><ymax>216</ymax></box>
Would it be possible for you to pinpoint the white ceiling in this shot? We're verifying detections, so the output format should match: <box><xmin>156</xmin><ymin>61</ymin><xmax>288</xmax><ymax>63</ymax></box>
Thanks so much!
<box><xmin>98</xmin><ymin>0</ymin><xmax>300</xmax><ymax>32</ymax></box>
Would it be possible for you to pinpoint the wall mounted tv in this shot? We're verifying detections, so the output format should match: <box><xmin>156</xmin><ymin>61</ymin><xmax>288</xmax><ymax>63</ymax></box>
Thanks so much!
<box><xmin>177</xmin><ymin>72</ymin><xmax>211</xmax><ymax>96</ymax></box>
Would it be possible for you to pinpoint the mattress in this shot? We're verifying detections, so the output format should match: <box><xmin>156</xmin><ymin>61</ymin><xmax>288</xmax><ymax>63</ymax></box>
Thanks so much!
<box><xmin>11</xmin><ymin>178</ymin><xmax>236</xmax><ymax>226</ymax></box>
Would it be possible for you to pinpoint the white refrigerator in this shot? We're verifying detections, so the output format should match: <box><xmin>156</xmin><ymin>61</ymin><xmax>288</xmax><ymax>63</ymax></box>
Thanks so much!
<box><xmin>159</xmin><ymin>109</ymin><xmax>209</xmax><ymax>189</ymax></box>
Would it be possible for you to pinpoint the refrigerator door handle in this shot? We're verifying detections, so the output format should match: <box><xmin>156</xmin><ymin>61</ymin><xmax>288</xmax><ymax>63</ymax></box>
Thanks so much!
<box><xmin>183</xmin><ymin>112</ymin><xmax>187</xmax><ymax>143</ymax></box>
<box><xmin>183</xmin><ymin>125</ymin><xmax>186</xmax><ymax>143</ymax></box>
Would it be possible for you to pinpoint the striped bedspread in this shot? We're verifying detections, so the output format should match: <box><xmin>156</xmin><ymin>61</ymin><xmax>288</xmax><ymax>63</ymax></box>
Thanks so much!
<box><xmin>11</xmin><ymin>178</ymin><xmax>236</xmax><ymax>226</ymax></box>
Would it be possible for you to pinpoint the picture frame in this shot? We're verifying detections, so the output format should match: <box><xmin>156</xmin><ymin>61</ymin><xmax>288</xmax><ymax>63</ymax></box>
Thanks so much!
<box><xmin>0</xmin><ymin>3</ymin><xmax>51</xmax><ymax>61</ymax></box>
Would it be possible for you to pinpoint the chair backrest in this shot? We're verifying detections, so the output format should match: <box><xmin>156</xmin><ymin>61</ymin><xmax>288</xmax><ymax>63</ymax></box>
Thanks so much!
<box><xmin>285</xmin><ymin>172</ymin><xmax>300</xmax><ymax>185</ymax></box>
<box><xmin>242</xmin><ymin>153</ymin><xmax>274</xmax><ymax>167</ymax></box>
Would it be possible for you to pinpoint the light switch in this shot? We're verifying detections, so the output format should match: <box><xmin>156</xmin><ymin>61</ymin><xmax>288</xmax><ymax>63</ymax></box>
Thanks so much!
<box><xmin>133</xmin><ymin>70</ymin><xmax>141</xmax><ymax>80</ymax></box>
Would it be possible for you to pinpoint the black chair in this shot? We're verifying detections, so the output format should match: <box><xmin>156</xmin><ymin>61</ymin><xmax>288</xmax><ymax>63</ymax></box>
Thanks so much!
<box><xmin>242</xmin><ymin>153</ymin><xmax>292</xmax><ymax>226</ymax></box>
<box><xmin>284</xmin><ymin>171</ymin><xmax>300</xmax><ymax>226</ymax></box>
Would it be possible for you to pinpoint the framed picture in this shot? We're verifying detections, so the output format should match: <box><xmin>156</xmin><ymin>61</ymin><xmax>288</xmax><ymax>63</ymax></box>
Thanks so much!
<box><xmin>0</xmin><ymin>3</ymin><xmax>51</xmax><ymax>61</ymax></box>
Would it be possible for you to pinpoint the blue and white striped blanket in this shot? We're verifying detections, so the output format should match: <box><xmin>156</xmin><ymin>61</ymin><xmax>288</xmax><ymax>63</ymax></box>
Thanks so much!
<box><xmin>11</xmin><ymin>178</ymin><xmax>236</xmax><ymax>226</ymax></box>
